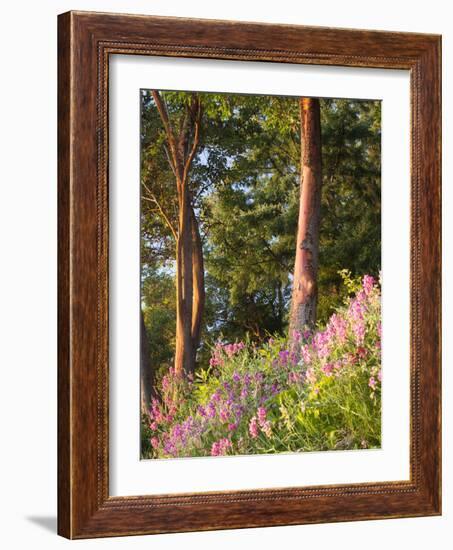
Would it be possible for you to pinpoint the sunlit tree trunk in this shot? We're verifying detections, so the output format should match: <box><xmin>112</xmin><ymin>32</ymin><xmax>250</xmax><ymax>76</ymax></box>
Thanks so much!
<box><xmin>151</xmin><ymin>91</ymin><xmax>202</xmax><ymax>376</ymax></box>
<box><xmin>174</xmin><ymin>189</ymin><xmax>194</xmax><ymax>375</ymax></box>
<box><xmin>289</xmin><ymin>97</ymin><xmax>322</xmax><ymax>341</ymax></box>
<box><xmin>191</xmin><ymin>209</ymin><xmax>205</xmax><ymax>364</ymax></box>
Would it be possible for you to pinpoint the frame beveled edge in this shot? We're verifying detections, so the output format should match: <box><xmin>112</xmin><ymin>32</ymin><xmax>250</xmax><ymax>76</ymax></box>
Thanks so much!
<box><xmin>57</xmin><ymin>10</ymin><xmax>441</xmax><ymax>539</ymax></box>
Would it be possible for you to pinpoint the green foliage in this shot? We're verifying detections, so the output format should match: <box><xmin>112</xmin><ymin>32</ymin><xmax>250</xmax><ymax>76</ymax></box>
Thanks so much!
<box><xmin>338</xmin><ymin>268</ymin><xmax>363</xmax><ymax>296</ymax></box>
<box><xmin>317</xmin><ymin>99</ymin><xmax>381</xmax><ymax>321</ymax></box>
<box><xmin>142</xmin><ymin>270</ymin><xmax>176</xmax><ymax>374</ymax></box>
<box><xmin>140</xmin><ymin>90</ymin><xmax>381</xmax><ymax>373</ymax></box>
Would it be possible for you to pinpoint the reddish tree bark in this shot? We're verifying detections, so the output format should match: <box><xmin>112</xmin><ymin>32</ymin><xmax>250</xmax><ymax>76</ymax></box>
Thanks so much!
<box><xmin>289</xmin><ymin>97</ymin><xmax>322</xmax><ymax>341</ymax></box>
<box><xmin>190</xmin><ymin>209</ymin><xmax>205</xmax><ymax>364</ymax></box>
<box><xmin>151</xmin><ymin>91</ymin><xmax>203</xmax><ymax>376</ymax></box>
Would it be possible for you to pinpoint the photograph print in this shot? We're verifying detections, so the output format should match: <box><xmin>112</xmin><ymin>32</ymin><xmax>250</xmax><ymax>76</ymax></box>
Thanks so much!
<box><xmin>140</xmin><ymin>90</ymin><xmax>382</xmax><ymax>460</ymax></box>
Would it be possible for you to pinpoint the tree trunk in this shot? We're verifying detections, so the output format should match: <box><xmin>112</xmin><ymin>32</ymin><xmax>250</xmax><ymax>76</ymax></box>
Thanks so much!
<box><xmin>191</xmin><ymin>208</ymin><xmax>205</xmax><ymax>364</ymax></box>
<box><xmin>151</xmin><ymin>91</ymin><xmax>204</xmax><ymax>377</ymax></box>
<box><xmin>289</xmin><ymin>97</ymin><xmax>322</xmax><ymax>340</ymax></box>
<box><xmin>174</xmin><ymin>188</ymin><xmax>194</xmax><ymax>376</ymax></box>
<box><xmin>140</xmin><ymin>310</ymin><xmax>154</xmax><ymax>414</ymax></box>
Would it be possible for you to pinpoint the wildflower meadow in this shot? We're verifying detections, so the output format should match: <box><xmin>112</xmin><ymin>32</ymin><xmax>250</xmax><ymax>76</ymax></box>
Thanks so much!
<box><xmin>141</xmin><ymin>274</ymin><xmax>381</xmax><ymax>459</ymax></box>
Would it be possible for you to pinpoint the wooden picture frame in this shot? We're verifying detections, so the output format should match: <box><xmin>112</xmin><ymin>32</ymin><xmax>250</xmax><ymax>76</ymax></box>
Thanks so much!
<box><xmin>58</xmin><ymin>10</ymin><xmax>441</xmax><ymax>539</ymax></box>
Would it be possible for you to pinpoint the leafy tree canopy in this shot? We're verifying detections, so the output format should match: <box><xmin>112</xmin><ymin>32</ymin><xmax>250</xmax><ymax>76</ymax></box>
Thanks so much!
<box><xmin>140</xmin><ymin>91</ymin><xmax>381</xmax><ymax>371</ymax></box>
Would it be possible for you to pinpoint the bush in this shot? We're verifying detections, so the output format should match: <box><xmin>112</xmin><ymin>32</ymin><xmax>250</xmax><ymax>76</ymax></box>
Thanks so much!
<box><xmin>141</xmin><ymin>274</ymin><xmax>381</xmax><ymax>458</ymax></box>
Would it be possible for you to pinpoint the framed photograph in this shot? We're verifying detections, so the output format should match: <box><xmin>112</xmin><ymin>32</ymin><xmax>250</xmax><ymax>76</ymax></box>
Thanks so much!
<box><xmin>58</xmin><ymin>11</ymin><xmax>441</xmax><ymax>538</ymax></box>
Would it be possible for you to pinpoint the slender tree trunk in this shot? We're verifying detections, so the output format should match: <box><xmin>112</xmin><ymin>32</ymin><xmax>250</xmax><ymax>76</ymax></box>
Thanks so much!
<box><xmin>140</xmin><ymin>310</ymin><xmax>154</xmax><ymax>414</ymax></box>
<box><xmin>174</xmin><ymin>203</ymin><xmax>205</xmax><ymax>375</ymax></box>
<box><xmin>151</xmin><ymin>91</ymin><xmax>203</xmax><ymax>377</ymax></box>
<box><xmin>174</xmin><ymin>187</ymin><xmax>194</xmax><ymax>375</ymax></box>
<box><xmin>289</xmin><ymin>97</ymin><xmax>322</xmax><ymax>340</ymax></box>
<box><xmin>174</xmin><ymin>234</ymin><xmax>184</xmax><ymax>375</ymax></box>
<box><xmin>191</xmin><ymin>208</ymin><xmax>205</xmax><ymax>364</ymax></box>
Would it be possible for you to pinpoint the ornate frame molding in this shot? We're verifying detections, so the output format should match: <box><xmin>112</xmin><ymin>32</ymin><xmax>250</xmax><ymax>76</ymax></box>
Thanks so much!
<box><xmin>58</xmin><ymin>11</ymin><xmax>441</xmax><ymax>538</ymax></box>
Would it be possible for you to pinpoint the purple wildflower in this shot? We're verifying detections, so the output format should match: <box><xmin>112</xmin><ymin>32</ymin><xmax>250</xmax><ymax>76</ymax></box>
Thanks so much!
<box><xmin>363</xmin><ymin>274</ymin><xmax>375</xmax><ymax>295</ymax></box>
<box><xmin>257</xmin><ymin>407</ymin><xmax>267</xmax><ymax>427</ymax></box>
<box><xmin>279</xmin><ymin>349</ymin><xmax>290</xmax><ymax>366</ymax></box>
<box><xmin>322</xmin><ymin>363</ymin><xmax>334</xmax><ymax>377</ymax></box>
<box><xmin>249</xmin><ymin>416</ymin><xmax>259</xmax><ymax>439</ymax></box>
<box><xmin>300</xmin><ymin>344</ymin><xmax>311</xmax><ymax>364</ymax></box>
<box><xmin>219</xmin><ymin>407</ymin><xmax>229</xmax><ymax>422</ymax></box>
<box><xmin>211</xmin><ymin>438</ymin><xmax>232</xmax><ymax>457</ymax></box>
<box><xmin>288</xmin><ymin>371</ymin><xmax>302</xmax><ymax>384</ymax></box>
<box><xmin>352</xmin><ymin>319</ymin><xmax>366</xmax><ymax>345</ymax></box>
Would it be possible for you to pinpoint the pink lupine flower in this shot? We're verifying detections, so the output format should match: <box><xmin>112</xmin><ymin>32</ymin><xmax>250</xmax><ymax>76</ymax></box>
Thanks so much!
<box><xmin>279</xmin><ymin>349</ymin><xmax>290</xmax><ymax>366</ymax></box>
<box><xmin>261</xmin><ymin>420</ymin><xmax>272</xmax><ymax>438</ymax></box>
<box><xmin>368</xmin><ymin>376</ymin><xmax>377</xmax><ymax>390</ymax></box>
<box><xmin>322</xmin><ymin>363</ymin><xmax>334</xmax><ymax>377</ymax></box>
<box><xmin>150</xmin><ymin>398</ymin><xmax>165</xmax><ymax>423</ymax></box>
<box><xmin>363</xmin><ymin>274</ymin><xmax>375</xmax><ymax>295</ymax></box>
<box><xmin>288</xmin><ymin>371</ymin><xmax>302</xmax><ymax>384</ymax></box>
<box><xmin>163</xmin><ymin>439</ymin><xmax>176</xmax><ymax>456</ymax></box>
<box><xmin>211</xmin><ymin>438</ymin><xmax>232</xmax><ymax>456</ymax></box>
<box><xmin>254</xmin><ymin>372</ymin><xmax>264</xmax><ymax>383</ymax></box>
<box><xmin>305</xmin><ymin>367</ymin><xmax>316</xmax><ymax>384</ymax></box>
<box><xmin>249</xmin><ymin>416</ymin><xmax>259</xmax><ymax>439</ymax></box>
<box><xmin>329</xmin><ymin>313</ymin><xmax>348</xmax><ymax>343</ymax></box>
<box><xmin>349</xmin><ymin>298</ymin><xmax>365</xmax><ymax>321</ymax></box>
<box><xmin>222</xmin><ymin>341</ymin><xmax>245</xmax><ymax>358</ymax></box>
<box><xmin>197</xmin><ymin>405</ymin><xmax>207</xmax><ymax>417</ymax></box>
<box><xmin>352</xmin><ymin>319</ymin><xmax>366</xmax><ymax>345</ymax></box>
<box><xmin>207</xmin><ymin>402</ymin><xmax>216</xmax><ymax>418</ymax></box>
<box><xmin>300</xmin><ymin>344</ymin><xmax>311</xmax><ymax>364</ymax></box>
<box><xmin>211</xmin><ymin>390</ymin><xmax>222</xmax><ymax>403</ymax></box>
<box><xmin>257</xmin><ymin>407</ymin><xmax>267</xmax><ymax>427</ymax></box>
<box><xmin>313</xmin><ymin>331</ymin><xmax>330</xmax><ymax>358</ymax></box>
<box><xmin>209</xmin><ymin>343</ymin><xmax>224</xmax><ymax>368</ymax></box>
<box><xmin>150</xmin><ymin>437</ymin><xmax>160</xmax><ymax>449</ymax></box>
<box><xmin>377</xmin><ymin>369</ymin><xmax>382</xmax><ymax>382</ymax></box>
